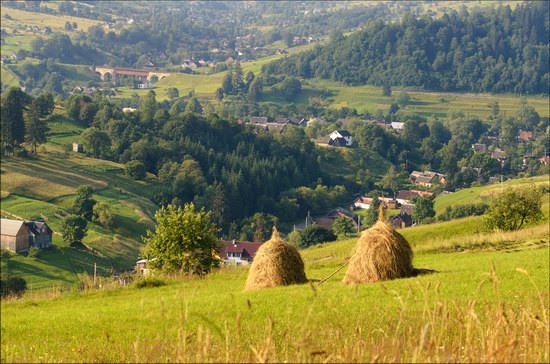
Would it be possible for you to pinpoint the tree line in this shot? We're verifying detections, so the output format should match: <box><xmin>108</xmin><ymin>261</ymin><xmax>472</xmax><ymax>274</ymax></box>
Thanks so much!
<box><xmin>263</xmin><ymin>2</ymin><xmax>549</xmax><ymax>94</ymax></box>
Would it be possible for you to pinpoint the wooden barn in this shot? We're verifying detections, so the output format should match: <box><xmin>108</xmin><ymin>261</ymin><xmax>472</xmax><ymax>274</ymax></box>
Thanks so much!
<box><xmin>26</xmin><ymin>221</ymin><xmax>53</xmax><ymax>249</ymax></box>
<box><xmin>1</xmin><ymin>218</ymin><xmax>30</xmax><ymax>253</ymax></box>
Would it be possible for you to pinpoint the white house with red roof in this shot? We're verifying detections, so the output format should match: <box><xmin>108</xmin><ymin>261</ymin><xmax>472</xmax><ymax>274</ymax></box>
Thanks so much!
<box><xmin>219</xmin><ymin>240</ymin><xmax>263</xmax><ymax>266</ymax></box>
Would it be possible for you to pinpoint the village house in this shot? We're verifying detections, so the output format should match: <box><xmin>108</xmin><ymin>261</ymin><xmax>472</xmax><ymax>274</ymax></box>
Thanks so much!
<box><xmin>390</xmin><ymin>213</ymin><xmax>413</xmax><ymax>229</ymax></box>
<box><xmin>298</xmin><ymin>208</ymin><xmax>360</xmax><ymax>230</ymax></box>
<box><xmin>137</xmin><ymin>81</ymin><xmax>153</xmax><ymax>89</ymax></box>
<box><xmin>218</xmin><ymin>240</ymin><xmax>263</xmax><ymax>266</ymax></box>
<box><xmin>249</xmin><ymin>116</ymin><xmax>268</xmax><ymax>125</ymax></box>
<box><xmin>328</xmin><ymin>130</ymin><xmax>353</xmax><ymax>147</ymax></box>
<box><xmin>1</xmin><ymin>219</ymin><xmax>30</xmax><ymax>253</ymax></box>
<box><xmin>390</xmin><ymin>122</ymin><xmax>405</xmax><ymax>132</ymax></box>
<box><xmin>491</xmin><ymin>148</ymin><xmax>506</xmax><ymax>163</ymax></box>
<box><xmin>72</xmin><ymin>143</ymin><xmax>83</xmax><ymax>153</ymax></box>
<box><xmin>353</xmin><ymin>196</ymin><xmax>398</xmax><ymax>210</ymax></box>
<box><xmin>540</xmin><ymin>156</ymin><xmax>550</xmax><ymax>165</ymax></box>
<box><xmin>518</xmin><ymin>130</ymin><xmax>534</xmax><ymax>141</ymax></box>
<box><xmin>395</xmin><ymin>190</ymin><xmax>434</xmax><ymax>205</ymax></box>
<box><xmin>410</xmin><ymin>171</ymin><xmax>446</xmax><ymax>187</ymax></box>
<box><xmin>471</xmin><ymin>143</ymin><xmax>488</xmax><ymax>153</ymax></box>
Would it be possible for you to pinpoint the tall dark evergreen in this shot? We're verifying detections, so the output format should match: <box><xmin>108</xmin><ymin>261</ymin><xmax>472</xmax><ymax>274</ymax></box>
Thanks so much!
<box><xmin>1</xmin><ymin>87</ymin><xmax>32</xmax><ymax>155</ymax></box>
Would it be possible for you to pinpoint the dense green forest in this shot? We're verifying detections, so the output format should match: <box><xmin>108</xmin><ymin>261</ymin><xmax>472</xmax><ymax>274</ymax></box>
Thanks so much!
<box><xmin>2</xmin><ymin>85</ymin><xmax>547</xmax><ymax>238</ymax></box>
<box><xmin>263</xmin><ymin>2</ymin><xmax>550</xmax><ymax>94</ymax></box>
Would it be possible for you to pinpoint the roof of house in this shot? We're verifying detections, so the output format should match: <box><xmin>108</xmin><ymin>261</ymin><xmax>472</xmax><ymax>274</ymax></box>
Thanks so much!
<box><xmin>0</xmin><ymin>218</ymin><xmax>28</xmax><ymax>237</ymax></box>
<box><xmin>250</xmin><ymin>116</ymin><xmax>268</xmax><ymax>124</ymax></box>
<box><xmin>539</xmin><ymin>156</ymin><xmax>550</xmax><ymax>164</ymax></box>
<box><xmin>25</xmin><ymin>221</ymin><xmax>52</xmax><ymax>236</ymax></box>
<box><xmin>518</xmin><ymin>130</ymin><xmax>533</xmax><ymax>140</ymax></box>
<box><xmin>266</xmin><ymin>123</ymin><xmax>286</xmax><ymax>133</ymax></box>
<box><xmin>396</xmin><ymin>190</ymin><xmax>419</xmax><ymax>201</ymax></box>
<box><xmin>354</xmin><ymin>196</ymin><xmax>373</xmax><ymax>205</ymax></box>
<box><xmin>472</xmin><ymin>143</ymin><xmax>487</xmax><ymax>152</ymax></box>
<box><xmin>329</xmin><ymin>137</ymin><xmax>348</xmax><ymax>146</ymax></box>
<box><xmin>391</xmin><ymin>213</ymin><xmax>413</xmax><ymax>225</ymax></box>
<box><xmin>491</xmin><ymin>148</ymin><xmax>506</xmax><ymax>159</ymax></box>
<box><xmin>400</xmin><ymin>204</ymin><xmax>415</xmax><ymax>215</ymax></box>
<box><xmin>334</xmin><ymin>130</ymin><xmax>351</xmax><ymax>137</ymax></box>
<box><xmin>391</xmin><ymin>122</ymin><xmax>405</xmax><ymax>130</ymax></box>
<box><xmin>415</xmin><ymin>175</ymin><xmax>436</xmax><ymax>184</ymax></box>
<box><xmin>219</xmin><ymin>241</ymin><xmax>263</xmax><ymax>259</ymax></box>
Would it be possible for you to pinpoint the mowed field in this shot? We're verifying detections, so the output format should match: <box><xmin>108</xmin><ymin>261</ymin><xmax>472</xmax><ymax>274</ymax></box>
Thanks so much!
<box><xmin>1</xmin><ymin>211</ymin><xmax>548</xmax><ymax>362</ymax></box>
<box><xmin>1</xmin><ymin>115</ymin><xmax>159</xmax><ymax>287</ymax></box>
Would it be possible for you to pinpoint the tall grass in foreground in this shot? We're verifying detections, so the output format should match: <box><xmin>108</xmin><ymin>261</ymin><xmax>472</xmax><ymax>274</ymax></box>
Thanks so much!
<box><xmin>2</xmin><ymin>266</ymin><xmax>547</xmax><ymax>363</ymax></box>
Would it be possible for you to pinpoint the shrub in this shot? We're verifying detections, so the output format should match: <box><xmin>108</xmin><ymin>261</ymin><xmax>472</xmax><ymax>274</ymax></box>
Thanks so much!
<box><xmin>133</xmin><ymin>277</ymin><xmax>166</xmax><ymax>289</ymax></box>
<box><xmin>0</xmin><ymin>273</ymin><xmax>27</xmax><ymax>298</ymax></box>
<box><xmin>299</xmin><ymin>225</ymin><xmax>337</xmax><ymax>248</ymax></box>
<box><xmin>332</xmin><ymin>216</ymin><xmax>355</xmax><ymax>237</ymax></box>
<box><xmin>287</xmin><ymin>230</ymin><xmax>302</xmax><ymax>247</ymax></box>
<box><xmin>27</xmin><ymin>247</ymin><xmax>40</xmax><ymax>259</ymax></box>
<box><xmin>125</xmin><ymin>160</ymin><xmax>146</xmax><ymax>180</ymax></box>
<box><xmin>438</xmin><ymin>203</ymin><xmax>489</xmax><ymax>221</ymax></box>
<box><xmin>0</xmin><ymin>249</ymin><xmax>13</xmax><ymax>260</ymax></box>
<box><xmin>14</xmin><ymin>148</ymin><xmax>28</xmax><ymax>157</ymax></box>
<box><xmin>484</xmin><ymin>186</ymin><xmax>543</xmax><ymax>231</ymax></box>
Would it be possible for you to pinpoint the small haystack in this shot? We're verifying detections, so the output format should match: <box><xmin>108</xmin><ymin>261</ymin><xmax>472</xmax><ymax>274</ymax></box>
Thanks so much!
<box><xmin>342</xmin><ymin>205</ymin><xmax>413</xmax><ymax>284</ymax></box>
<box><xmin>245</xmin><ymin>228</ymin><xmax>308</xmax><ymax>291</ymax></box>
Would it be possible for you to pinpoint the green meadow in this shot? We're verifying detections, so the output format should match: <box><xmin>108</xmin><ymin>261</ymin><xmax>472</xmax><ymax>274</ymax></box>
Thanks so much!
<box><xmin>1</xmin><ymin>213</ymin><xmax>548</xmax><ymax>362</ymax></box>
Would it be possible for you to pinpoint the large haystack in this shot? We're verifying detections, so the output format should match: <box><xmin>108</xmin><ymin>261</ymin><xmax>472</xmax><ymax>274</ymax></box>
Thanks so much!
<box><xmin>245</xmin><ymin>228</ymin><xmax>308</xmax><ymax>291</ymax></box>
<box><xmin>342</xmin><ymin>205</ymin><xmax>413</xmax><ymax>284</ymax></box>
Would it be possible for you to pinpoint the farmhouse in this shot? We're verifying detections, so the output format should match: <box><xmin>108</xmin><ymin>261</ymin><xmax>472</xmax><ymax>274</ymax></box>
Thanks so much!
<box><xmin>1</xmin><ymin>219</ymin><xmax>30</xmax><ymax>253</ymax></box>
<box><xmin>396</xmin><ymin>190</ymin><xmax>433</xmax><ymax>205</ymax></box>
<box><xmin>219</xmin><ymin>240</ymin><xmax>263</xmax><ymax>266</ymax></box>
<box><xmin>390</xmin><ymin>122</ymin><xmax>405</xmax><ymax>131</ymax></box>
<box><xmin>249</xmin><ymin>116</ymin><xmax>268</xmax><ymax>125</ymax></box>
<box><xmin>328</xmin><ymin>130</ymin><xmax>352</xmax><ymax>147</ymax></box>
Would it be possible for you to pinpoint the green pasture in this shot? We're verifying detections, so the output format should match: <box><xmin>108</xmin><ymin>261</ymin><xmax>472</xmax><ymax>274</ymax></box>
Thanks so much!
<box><xmin>1</xmin><ymin>220</ymin><xmax>548</xmax><ymax>362</ymax></box>
<box><xmin>434</xmin><ymin>175</ymin><xmax>549</xmax><ymax>214</ymax></box>
<box><xmin>0</xmin><ymin>7</ymin><xmax>105</xmax><ymax>32</ymax></box>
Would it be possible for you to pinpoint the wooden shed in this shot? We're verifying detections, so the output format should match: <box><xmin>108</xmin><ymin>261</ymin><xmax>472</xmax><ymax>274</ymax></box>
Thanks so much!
<box><xmin>1</xmin><ymin>218</ymin><xmax>31</xmax><ymax>253</ymax></box>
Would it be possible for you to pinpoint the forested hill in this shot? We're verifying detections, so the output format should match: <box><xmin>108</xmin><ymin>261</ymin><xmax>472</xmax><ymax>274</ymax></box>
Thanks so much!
<box><xmin>263</xmin><ymin>2</ymin><xmax>550</xmax><ymax>94</ymax></box>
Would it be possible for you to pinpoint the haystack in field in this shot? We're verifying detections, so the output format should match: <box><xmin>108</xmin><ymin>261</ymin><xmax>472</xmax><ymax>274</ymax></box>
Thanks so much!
<box><xmin>342</xmin><ymin>205</ymin><xmax>413</xmax><ymax>284</ymax></box>
<box><xmin>245</xmin><ymin>228</ymin><xmax>308</xmax><ymax>291</ymax></box>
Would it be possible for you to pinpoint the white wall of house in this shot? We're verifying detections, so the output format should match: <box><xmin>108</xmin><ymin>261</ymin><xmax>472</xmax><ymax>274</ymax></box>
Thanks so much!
<box><xmin>329</xmin><ymin>131</ymin><xmax>352</xmax><ymax>146</ymax></box>
<box><xmin>225</xmin><ymin>252</ymin><xmax>251</xmax><ymax>266</ymax></box>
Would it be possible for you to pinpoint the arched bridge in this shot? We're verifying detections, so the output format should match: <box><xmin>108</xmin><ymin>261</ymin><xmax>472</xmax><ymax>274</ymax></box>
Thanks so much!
<box><xmin>92</xmin><ymin>66</ymin><xmax>173</xmax><ymax>82</ymax></box>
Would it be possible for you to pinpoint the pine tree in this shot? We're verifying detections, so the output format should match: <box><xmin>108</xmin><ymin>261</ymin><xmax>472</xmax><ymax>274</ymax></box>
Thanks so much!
<box><xmin>231</xmin><ymin>63</ymin><xmax>244</xmax><ymax>93</ymax></box>
<box><xmin>25</xmin><ymin>99</ymin><xmax>49</xmax><ymax>154</ymax></box>
<box><xmin>1</xmin><ymin>87</ymin><xmax>31</xmax><ymax>155</ymax></box>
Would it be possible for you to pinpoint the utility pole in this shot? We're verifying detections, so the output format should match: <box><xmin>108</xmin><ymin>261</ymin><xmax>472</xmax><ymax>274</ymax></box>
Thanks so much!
<box><xmin>93</xmin><ymin>262</ymin><xmax>97</xmax><ymax>286</ymax></box>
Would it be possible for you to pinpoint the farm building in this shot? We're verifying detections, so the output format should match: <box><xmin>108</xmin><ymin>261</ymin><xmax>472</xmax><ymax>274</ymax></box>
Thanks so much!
<box><xmin>218</xmin><ymin>240</ymin><xmax>263</xmax><ymax>266</ymax></box>
<box><xmin>72</xmin><ymin>143</ymin><xmax>83</xmax><ymax>153</ymax></box>
<box><xmin>1</xmin><ymin>219</ymin><xmax>30</xmax><ymax>253</ymax></box>
<box><xmin>390</xmin><ymin>213</ymin><xmax>413</xmax><ymax>229</ymax></box>
<box><xmin>26</xmin><ymin>221</ymin><xmax>53</xmax><ymax>249</ymax></box>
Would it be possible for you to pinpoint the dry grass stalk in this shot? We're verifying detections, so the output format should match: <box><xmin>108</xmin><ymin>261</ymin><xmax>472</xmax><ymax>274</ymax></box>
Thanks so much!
<box><xmin>245</xmin><ymin>228</ymin><xmax>308</xmax><ymax>291</ymax></box>
<box><xmin>343</xmin><ymin>205</ymin><xmax>413</xmax><ymax>284</ymax></box>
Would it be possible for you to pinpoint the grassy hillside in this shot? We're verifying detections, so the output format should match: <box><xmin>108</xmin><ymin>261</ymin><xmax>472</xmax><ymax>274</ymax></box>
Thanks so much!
<box><xmin>1</xmin><ymin>114</ymin><xmax>160</xmax><ymax>288</ymax></box>
<box><xmin>1</xmin><ymin>214</ymin><xmax>548</xmax><ymax>362</ymax></box>
<box><xmin>434</xmin><ymin>175</ymin><xmax>549</xmax><ymax>215</ymax></box>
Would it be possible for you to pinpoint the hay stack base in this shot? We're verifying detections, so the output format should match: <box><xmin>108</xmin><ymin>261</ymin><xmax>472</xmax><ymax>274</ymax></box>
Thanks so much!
<box><xmin>245</xmin><ymin>228</ymin><xmax>308</xmax><ymax>291</ymax></box>
<box><xmin>343</xmin><ymin>206</ymin><xmax>413</xmax><ymax>284</ymax></box>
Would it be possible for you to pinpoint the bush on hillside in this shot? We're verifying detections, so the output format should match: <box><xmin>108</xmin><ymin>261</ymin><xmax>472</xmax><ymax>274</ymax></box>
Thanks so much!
<box><xmin>332</xmin><ymin>216</ymin><xmax>355</xmax><ymax>237</ymax></box>
<box><xmin>27</xmin><ymin>247</ymin><xmax>40</xmax><ymax>259</ymax></box>
<box><xmin>0</xmin><ymin>273</ymin><xmax>27</xmax><ymax>298</ymax></box>
<box><xmin>484</xmin><ymin>186</ymin><xmax>543</xmax><ymax>231</ymax></box>
<box><xmin>133</xmin><ymin>277</ymin><xmax>166</xmax><ymax>289</ymax></box>
<box><xmin>299</xmin><ymin>225</ymin><xmax>337</xmax><ymax>248</ymax></box>
<box><xmin>438</xmin><ymin>203</ymin><xmax>489</xmax><ymax>221</ymax></box>
<box><xmin>125</xmin><ymin>160</ymin><xmax>146</xmax><ymax>180</ymax></box>
<box><xmin>0</xmin><ymin>249</ymin><xmax>13</xmax><ymax>260</ymax></box>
